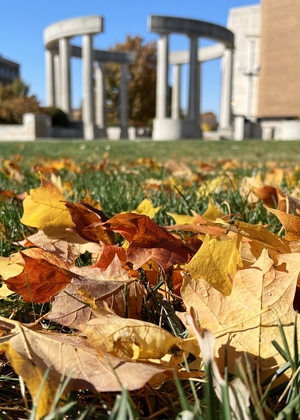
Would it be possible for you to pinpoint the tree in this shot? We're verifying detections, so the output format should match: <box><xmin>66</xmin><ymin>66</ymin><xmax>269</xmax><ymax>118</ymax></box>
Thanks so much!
<box><xmin>0</xmin><ymin>78</ymin><xmax>41</xmax><ymax>124</ymax></box>
<box><xmin>200</xmin><ymin>112</ymin><xmax>218</xmax><ymax>132</ymax></box>
<box><xmin>105</xmin><ymin>36</ymin><xmax>157</xmax><ymax>127</ymax></box>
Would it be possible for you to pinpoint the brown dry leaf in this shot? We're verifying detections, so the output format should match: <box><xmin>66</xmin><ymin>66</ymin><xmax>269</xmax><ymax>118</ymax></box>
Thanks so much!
<box><xmin>47</xmin><ymin>255</ymin><xmax>146</xmax><ymax>328</ymax></box>
<box><xmin>5</xmin><ymin>253</ymin><xmax>72</xmax><ymax>303</ymax></box>
<box><xmin>22</xmin><ymin>230</ymin><xmax>103</xmax><ymax>264</ymax></box>
<box><xmin>181</xmin><ymin>249</ymin><xmax>300</xmax><ymax>381</ymax></box>
<box><xmin>183</xmin><ymin>235</ymin><xmax>242</xmax><ymax>296</ymax></box>
<box><xmin>267</xmin><ymin>207</ymin><xmax>300</xmax><ymax>241</ymax></box>
<box><xmin>65</xmin><ymin>202</ymin><xmax>114</xmax><ymax>245</ymax></box>
<box><xmin>82</xmin><ymin>309</ymin><xmax>198</xmax><ymax>361</ymax></box>
<box><xmin>164</xmin><ymin>159</ymin><xmax>193</xmax><ymax>178</ymax></box>
<box><xmin>20</xmin><ymin>174</ymin><xmax>75</xmax><ymax>238</ymax></box>
<box><xmin>0</xmin><ymin>317</ymin><xmax>170</xmax><ymax>418</ymax></box>
<box><xmin>95</xmin><ymin>245</ymin><xmax>127</xmax><ymax>270</ymax></box>
<box><xmin>104</xmin><ymin>213</ymin><xmax>191</xmax><ymax>272</ymax></box>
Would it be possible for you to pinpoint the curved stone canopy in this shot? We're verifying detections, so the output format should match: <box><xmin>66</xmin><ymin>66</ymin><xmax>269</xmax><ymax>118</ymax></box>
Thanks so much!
<box><xmin>44</xmin><ymin>16</ymin><xmax>104</xmax><ymax>50</ymax></box>
<box><xmin>169</xmin><ymin>43</ymin><xmax>225</xmax><ymax>65</ymax></box>
<box><xmin>148</xmin><ymin>15</ymin><xmax>234</xmax><ymax>48</ymax></box>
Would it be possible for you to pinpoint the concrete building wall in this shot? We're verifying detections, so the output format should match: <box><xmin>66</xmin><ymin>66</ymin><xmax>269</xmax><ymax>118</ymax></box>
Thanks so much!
<box><xmin>258</xmin><ymin>0</ymin><xmax>300</xmax><ymax>118</ymax></box>
<box><xmin>227</xmin><ymin>5</ymin><xmax>261</xmax><ymax>120</ymax></box>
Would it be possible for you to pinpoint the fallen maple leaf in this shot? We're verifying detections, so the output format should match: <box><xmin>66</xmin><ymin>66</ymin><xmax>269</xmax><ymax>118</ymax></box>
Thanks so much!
<box><xmin>0</xmin><ymin>317</ymin><xmax>170</xmax><ymax>418</ymax></box>
<box><xmin>267</xmin><ymin>207</ymin><xmax>300</xmax><ymax>241</ymax></box>
<box><xmin>5</xmin><ymin>253</ymin><xmax>72</xmax><ymax>303</ymax></box>
<box><xmin>183</xmin><ymin>235</ymin><xmax>242</xmax><ymax>296</ymax></box>
<box><xmin>21</xmin><ymin>174</ymin><xmax>75</xmax><ymax>238</ymax></box>
<box><xmin>81</xmin><ymin>307</ymin><xmax>198</xmax><ymax>362</ymax></box>
<box><xmin>181</xmin><ymin>249</ymin><xmax>300</xmax><ymax>381</ymax></box>
<box><xmin>103</xmin><ymin>213</ymin><xmax>191</xmax><ymax>272</ymax></box>
<box><xmin>47</xmin><ymin>255</ymin><xmax>146</xmax><ymax>328</ymax></box>
<box><xmin>65</xmin><ymin>201</ymin><xmax>114</xmax><ymax>245</ymax></box>
<box><xmin>131</xmin><ymin>198</ymin><xmax>162</xmax><ymax>219</ymax></box>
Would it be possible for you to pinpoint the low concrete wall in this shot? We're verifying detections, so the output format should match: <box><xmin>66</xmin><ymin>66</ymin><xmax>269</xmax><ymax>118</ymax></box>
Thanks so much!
<box><xmin>0</xmin><ymin>113</ymin><xmax>51</xmax><ymax>141</ymax></box>
<box><xmin>152</xmin><ymin>118</ymin><xmax>202</xmax><ymax>140</ymax></box>
<box><xmin>261</xmin><ymin>120</ymin><xmax>300</xmax><ymax>140</ymax></box>
<box><xmin>107</xmin><ymin>126</ymin><xmax>136</xmax><ymax>140</ymax></box>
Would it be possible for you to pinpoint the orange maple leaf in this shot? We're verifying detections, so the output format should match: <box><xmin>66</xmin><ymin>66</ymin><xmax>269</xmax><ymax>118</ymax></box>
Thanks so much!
<box><xmin>5</xmin><ymin>253</ymin><xmax>71</xmax><ymax>303</ymax></box>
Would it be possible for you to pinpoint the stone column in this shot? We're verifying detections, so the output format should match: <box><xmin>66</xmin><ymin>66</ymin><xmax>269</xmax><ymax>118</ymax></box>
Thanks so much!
<box><xmin>54</xmin><ymin>53</ymin><xmax>61</xmax><ymax>108</ymax></box>
<box><xmin>45</xmin><ymin>49</ymin><xmax>55</xmax><ymax>107</ymax></box>
<box><xmin>59</xmin><ymin>37</ymin><xmax>72</xmax><ymax>117</ymax></box>
<box><xmin>95</xmin><ymin>62</ymin><xmax>105</xmax><ymax>128</ymax></box>
<box><xmin>171</xmin><ymin>64</ymin><xmax>181</xmax><ymax>120</ymax></box>
<box><xmin>120</xmin><ymin>63</ymin><xmax>129</xmax><ymax>138</ymax></box>
<box><xmin>219</xmin><ymin>48</ymin><xmax>233</xmax><ymax>131</ymax></box>
<box><xmin>82</xmin><ymin>33</ymin><xmax>95</xmax><ymax>140</ymax></box>
<box><xmin>195</xmin><ymin>61</ymin><xmax>201</xmax><ymax>126</ymax></box>
<box><xmin>188</xmin><ymin>36</ymin><xmax>199</xmax><ymax>122</ymax></box>
<box><xmin>156</xmin><ymin>33</ymin><xmax>169</xmax><ymax>119</ymax></box>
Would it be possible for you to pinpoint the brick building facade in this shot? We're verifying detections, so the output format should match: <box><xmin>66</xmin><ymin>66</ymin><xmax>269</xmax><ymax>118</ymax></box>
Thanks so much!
<box><xmin>257</xmin><ymin>0</ymin><xmax>300</xmax><ymax>119</ymax></box>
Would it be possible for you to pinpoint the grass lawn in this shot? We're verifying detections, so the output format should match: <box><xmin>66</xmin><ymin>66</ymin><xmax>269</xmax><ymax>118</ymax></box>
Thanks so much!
<box><xmin>0</xmin><ymin>138</ymin><xmax>300</xmax><ymax>419</ymax></box>
<box><xmin>0</xmin><ymin>139</ymin><xmax>300</xmax><ymax>165</ymax></box>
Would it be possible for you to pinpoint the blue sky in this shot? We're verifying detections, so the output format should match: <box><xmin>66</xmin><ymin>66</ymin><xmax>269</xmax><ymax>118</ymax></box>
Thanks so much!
<box><xmin>1</xmin><ymin>0</ymin><xmax>258</xmax><ymax>119</ymax></box>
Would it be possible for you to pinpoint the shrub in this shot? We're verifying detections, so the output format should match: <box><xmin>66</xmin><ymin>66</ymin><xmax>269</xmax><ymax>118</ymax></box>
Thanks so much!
<box><xmin>43</xmin><ymin>106</ymin><xmax>69</xmax><ymax>127</ymax></box>
<box><xmin>0</xmin><ymin>96</ymin><xmax>41</xmax><ymax>124</ymax></box>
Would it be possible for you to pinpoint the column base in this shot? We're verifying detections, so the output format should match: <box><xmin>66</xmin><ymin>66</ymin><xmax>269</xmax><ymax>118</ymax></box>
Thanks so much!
<box><xmin>120</xmin><ymin>127</ymin><xmax>128</xmax><ymax>139</ymax></box>
<box><xmin>84</xmin><ymin>123</ymin><xmax>108</xmax><ymax>140</ymax></box>
<box><xmin>218</xmin><ymin>127</ymin><xmax>233</xmax><ymax>140</ymax></box>
<box><xmin>152</xmin><ymin>118</ymin><xmax>202</xmax><ymax>140</ymax></box>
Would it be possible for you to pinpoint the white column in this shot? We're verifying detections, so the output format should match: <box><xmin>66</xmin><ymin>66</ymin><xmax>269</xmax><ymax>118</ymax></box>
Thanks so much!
<box><xmin>171</xmin><ymin>64</ymin><xmax>181</xmax><ymax>120</ymax></box>
<box><xmin>95</xmin><ymin>62</ymin><xmax>105</xmax><ymax>128</ymax></box>
<box><xmin>188</xmin><ymin>36</ymin><xmax>198</xmax><ymax>122</ymax></box>
<box><xmin>156</xmin><ymin>33</ymin><xmax>169</xmax><ymax>119</ymax></box>
<box><xmin>120</xmin><ymin>63</ymin><xmax>129</xmax><ymax>138</ymax></box>
<box><xmin>82</xmin><ymin>33</ymin><xmax>95</xmax><ymax>140</ymax></box>
<box><xmin>45</xmin><ymin>49</ymin><xmax>55</xmax><ymax>106</ymax></box>
<box><xmin>219</xmin><ymin>48</ymin><xmax>233</xmax><ymax>130</ymax></box>
<box><xmin>54</xmin><ymin>53</ymin><xmax>61</xmax><ymax>108</ymax></box>
<box><xmin>59</xmin><ymin>37</ymin><xmax>71</xmax><ymax>117</ymax></box>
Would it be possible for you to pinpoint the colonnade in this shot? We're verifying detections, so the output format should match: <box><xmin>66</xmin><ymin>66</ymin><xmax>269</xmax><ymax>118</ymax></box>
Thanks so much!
<box><xmin>44</xmin><ymin>16</ymin><xmax>135</xmax><ymax>139</ymax></box>
<box><xmin>149</xmin><ymin>16</ymin><xmax>234</xmax><ymax>140</ymax></box>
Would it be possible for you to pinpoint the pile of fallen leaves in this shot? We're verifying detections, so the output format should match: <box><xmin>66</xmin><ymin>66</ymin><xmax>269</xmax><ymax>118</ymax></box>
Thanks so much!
<box><xmin>1</xmin><ymin>157</ymin><xmax>300</xmax><ymax>417</ymax></box>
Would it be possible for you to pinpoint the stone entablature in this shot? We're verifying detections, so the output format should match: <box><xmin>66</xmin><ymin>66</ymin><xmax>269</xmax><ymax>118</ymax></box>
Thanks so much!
<box><xmin>149</xmin><ymin>15</ymin><xmax>234</xmax><ymax>140</ymax></box>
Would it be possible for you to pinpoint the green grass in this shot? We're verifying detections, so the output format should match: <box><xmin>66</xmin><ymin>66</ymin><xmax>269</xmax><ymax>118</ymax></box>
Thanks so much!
<box><xmin>0</xmin><ymin>139</ymin><xmax>300</xmax><ymax>165</ymax></box>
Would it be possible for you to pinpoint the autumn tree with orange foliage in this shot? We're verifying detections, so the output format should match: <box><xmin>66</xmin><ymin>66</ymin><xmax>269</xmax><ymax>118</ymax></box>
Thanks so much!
<box><xmin>105</xmin><ymin>35</ymin><xmax>156</xmax><ymax>127</ymax></box>
<box><xmin>0</xmin><ymin>78</ymin><xmax>41</xmax><ymax>124</ymax></box>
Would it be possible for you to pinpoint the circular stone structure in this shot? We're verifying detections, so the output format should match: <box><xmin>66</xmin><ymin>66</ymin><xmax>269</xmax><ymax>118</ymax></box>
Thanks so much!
<box><xmin>44</xmin><ymin>16</ymin><xmax>135</xmax><ymax>140</ymax></box>
<box><xmin>148</xmin><ymin>15</ymin><xmax>234</xmax><ymax>140</ymax></box>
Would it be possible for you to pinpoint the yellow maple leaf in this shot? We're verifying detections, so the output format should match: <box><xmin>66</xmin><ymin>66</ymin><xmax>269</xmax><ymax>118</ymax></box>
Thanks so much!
<box><xmin>202</xmin><ymin>197</ymin><xmax>225</xmax><ymax>220</ymax></box>
<box><xmin>21</xmin><ymin>174</ymin><xmax>75</xmax><ymax>238</ymax></box>
<box><xmin>167</xmin><ymin>212</ymin><xmax>195</xmax><ymax>225</ymax></box>
<box><xmin>183</xmin><ymin>235</ymin><xmax>242</xmax><ymax>296</ymax></box>
<box><xmin>0</xmin><ymin>253</ymin><xmax>24</xmax><ymax>280</ymax></box>
<box><xmin>181</xmin><ymin>249</ymin><xmax>300</xmax><ymax>382</ymax></box>
<box><xmin>132</xmin><ymin>198</ymin><xmax>161</xmax><ymax>219</ymax></box>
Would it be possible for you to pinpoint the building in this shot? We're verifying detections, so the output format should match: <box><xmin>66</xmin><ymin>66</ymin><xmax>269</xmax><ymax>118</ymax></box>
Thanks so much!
<box><xmin>0</xmin><ymin>55</ymin><xmax>20</xmax><ymax>86</ymax></box>
<box><xmin>229</xmin><ymin>1</ymin><xmax>300</xmax><ymax>140</ymax></box>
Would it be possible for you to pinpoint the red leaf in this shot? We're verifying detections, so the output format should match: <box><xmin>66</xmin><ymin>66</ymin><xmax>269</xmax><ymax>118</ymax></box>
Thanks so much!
<box><xmin>5</xmin><ymin>253</ymin><xmax>71</xmax><ymax>303</ymax></box>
